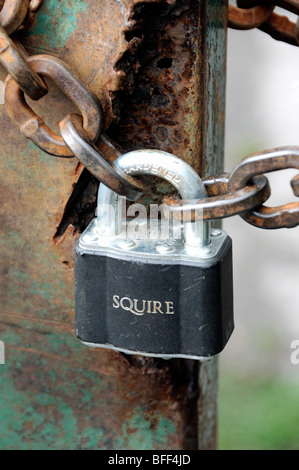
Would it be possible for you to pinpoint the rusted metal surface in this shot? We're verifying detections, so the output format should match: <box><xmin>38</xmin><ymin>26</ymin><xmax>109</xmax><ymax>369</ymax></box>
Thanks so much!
<box><xmin>166</xmin><ymin>144</ymin><xmax>299</xmax><ymax>227</ymax></box>
<box><xmin>196</xmin><ymin>0</ymin><xmax>227</xmax><ymax>449</ymax></box>
<box><xmin>164</xmin><ymin>174</ymin><xmax>271</xmax><ymax>221</ymax></box>
<box><xmin>229</xmin><ymin>146</ymin><xmax>299</xmax><ymax>228</ymax></box>
<box><xmin>229</xmin><ymin>0</ymin><xmax>299</xmax><ymax>46</ymax></box>
<box><xmin>0</xmin><ymin>24</ymin><xmax>47</xmax><ymax>99</ymax></box>
<box><xmin>21</xmin><ymin>0</ymin><xmax>176</xmax><ymax>129</ymax></box>
<box><xmin>237</xmin><ymin>0</ymin><xmax>299</xmax><ymax>15</ymax></box>
<box><xmin>0</xmin><ymin>0</ymin><xmax>29</xmax><ymax>35</ymax></box>
<box><xmin>228</xmin><ymin>3</ymin><xmax>274</xmax><ymax>30</ymax></box>
<box><xmin>108</xmin><ymin>1</ymin><xmax>207</xmax><ymax>171</ymax></box>
<box><xmin>198</xmin><ymin>358</ymin><xmax>218</xmax><ymax>449</ymax></box>
<box><xmin>0</xmin><ymin>0</ymin><xmax>227</xmax><ymax>449</ymax></box>
<box><xmin>1</xmin><ymin>64</ymin><xmax>187</xmax><ymax>449</ymax></box>
<box><xmin>4</xmin><ymin>54</ymin><xmax>103</xmax><ymax>156</ymax></box>
<box><xmin>259</xmin><ymin>11</ymin><xmax>299</xmax><ymax>46</ymax></box>
<box><xmin>203</xmin><ymin>173</ymin><xmax>235</xmax><ymax>197</ymax></box>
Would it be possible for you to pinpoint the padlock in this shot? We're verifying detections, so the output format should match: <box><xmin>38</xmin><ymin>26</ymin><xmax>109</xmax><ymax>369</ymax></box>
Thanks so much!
<box><xmin>74</xmin><ymin>150</ymin><xmax>234</xmax><ymax>360</ymax></box>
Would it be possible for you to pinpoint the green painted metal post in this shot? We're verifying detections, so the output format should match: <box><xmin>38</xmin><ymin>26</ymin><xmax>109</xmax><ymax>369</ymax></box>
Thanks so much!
<box><xmin>0</xmin><ymin>0</ymin><xmax>227</xmax><ymax>450</ymax></box>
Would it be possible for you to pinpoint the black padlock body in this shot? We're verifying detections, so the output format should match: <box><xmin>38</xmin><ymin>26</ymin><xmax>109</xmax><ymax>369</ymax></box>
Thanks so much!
<box><xmin>74</xmin><ymin>236</ymin><xmax>234</xmax><ymax>359</ymax></box>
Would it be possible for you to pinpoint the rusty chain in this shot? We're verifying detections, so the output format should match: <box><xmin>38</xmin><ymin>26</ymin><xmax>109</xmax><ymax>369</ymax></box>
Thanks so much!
<box><xmin>1</xmin><ymin>0</ymin><xmax>299</xmax><ymax>228</ymax></box>
<box><xmin>0</xmin><ymin>0</ymin><xmax>146</xmax><ymax>200</ymax></box>
<box><xmin>228</xmin><ymin>0</ymin><xmax>299</xmax><ymax>46</ymax></box>
<box><xmin>164</xmin><ymin>147</ymin><xmax>299</xmax><ymax>229</ymax></box>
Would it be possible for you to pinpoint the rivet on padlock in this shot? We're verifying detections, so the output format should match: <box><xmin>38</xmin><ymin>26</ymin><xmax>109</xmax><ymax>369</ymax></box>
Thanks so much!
<box><xmin>75</xmin><ymin>150</ymin><xmax>234</xmax><ymax>360</ymax></box>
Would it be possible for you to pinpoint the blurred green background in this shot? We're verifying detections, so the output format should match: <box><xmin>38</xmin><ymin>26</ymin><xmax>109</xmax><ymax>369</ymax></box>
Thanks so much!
<box><xmin>219</xmin><ymin>373</ymin><xmax>299</xmax><ymax>450</ymax></box>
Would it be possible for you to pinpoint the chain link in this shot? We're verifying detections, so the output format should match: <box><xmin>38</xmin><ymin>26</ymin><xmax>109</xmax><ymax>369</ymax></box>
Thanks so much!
<box><xmin>0</xmin><ymin>24</ymin><xmax>47</xmax><ymax>99</ymax></box>
<box><xmin>5</xmin><ymin>54</ymin><xmax>103</xmax><ymax>155</ymax></box>
<box><xmin>0</xmin><ymin>0</ymin><xmax>29</xmax><ymax>35</ymax></box>
<box><xmin>229</xmin><ymin>146</ymin><xmax>299</xmax><ymax>228</ymax></box>
<box><xmin>59</xmin><ymin>114</ymin><xmax>148</xmax><ymax>201</ymax></box>
<box><xmin>163</xmin><ymin>174</ymin><xmax>272</xmax><ymax>224</ymax></box>
<box><xmin>165</xmin><ymin>147</ymin><xmax>299</xmax><ymax>229</ymax></box>
<box><xmin>228</xmin><ymin>0</ymin><xmax>299</xmax><ymax>46</ymax></box>
<box><xmin>1</xmin><ymin>0</ymin><xmax>299</xmax><ymax>227</ymax></box>
<box><xmin>0</xmin><ymin>0</ymin><xmax>145</xmax><ymax>200</ymax></box>
<box><xmin>228</xmin><ymin>3</ymin><xmax>274</xmax><ymax>30</ymax></box>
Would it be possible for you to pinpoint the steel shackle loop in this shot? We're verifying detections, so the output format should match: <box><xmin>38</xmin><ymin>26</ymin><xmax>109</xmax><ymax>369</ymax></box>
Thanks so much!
<box><xmin>96</xmin><ymin>150</ymin><xmax>210</xmax><ymax>247</ymax></box>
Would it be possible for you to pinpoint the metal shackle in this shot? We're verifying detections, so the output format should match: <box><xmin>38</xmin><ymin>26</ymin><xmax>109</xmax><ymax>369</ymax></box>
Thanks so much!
<box><xmin>96</xmin><ymin>149</ymin><xmax>210</xmax><ymax>247</ymax></box>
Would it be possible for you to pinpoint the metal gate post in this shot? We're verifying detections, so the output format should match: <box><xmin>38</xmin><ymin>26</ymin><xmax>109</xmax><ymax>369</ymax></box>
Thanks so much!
<box><xmin>0</xmin><ymin>0</ymin><xmax>227</xmax><ymax>450</ymax></box>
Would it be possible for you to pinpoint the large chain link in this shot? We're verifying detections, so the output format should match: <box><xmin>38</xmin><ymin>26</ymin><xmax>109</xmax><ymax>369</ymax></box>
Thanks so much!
<box><xmin>0</xmin><ymin>0</ymin><xmax>146</xmax><ymax>201</ymax></box>
<box><xmin>1</xmin><ymin>0</ymin><xmax>299</xmax><ymax>229</ymax></box>
<box><xmin>164</xmin><ymin>147</ymin><xmax>299</xmax><ymax>229</ymax></box>
<box><xmin>228</xmin><ymin>0</ymin><xmax>299</xmax><ymax>46</ymax></box>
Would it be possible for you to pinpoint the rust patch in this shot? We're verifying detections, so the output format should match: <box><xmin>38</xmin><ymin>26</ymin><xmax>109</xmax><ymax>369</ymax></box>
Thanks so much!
<box><xmin>0</xmin><ymin>0</ymin><xmax>226</xmax><ymax>449</ymax></box>
<box><xmin>109</xmin><ymin>0</ymin><xmax>200</xmax><ymax>160</ymax></box>
<box><xmin>120</xmin><ymin>354</ymin><xmax>199</xmax><ymax>449</ymax></box>
<box><xmin>41</xmin><ymin>1</ymin><xmax>204</xmax><ymax>449</ymax></box>
<box><xmin>53</xmin><ymin>168</ymin><xmax>98</xmax><ymax>244</ymax></box>
<box><xmin>52</xmin><ymin>0</ymin><xmax>203</xmax><ymax>239</ymax></box>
